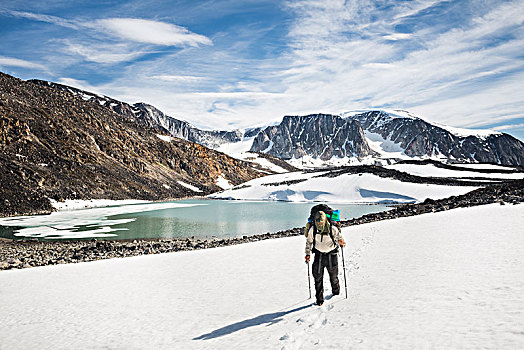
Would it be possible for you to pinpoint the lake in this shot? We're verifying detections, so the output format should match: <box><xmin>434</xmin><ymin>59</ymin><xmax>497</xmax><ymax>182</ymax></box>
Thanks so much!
<box><xmin>0</xmin><ymin>199</ymin><xmax>391</xmax><ymax>241</ymax></box>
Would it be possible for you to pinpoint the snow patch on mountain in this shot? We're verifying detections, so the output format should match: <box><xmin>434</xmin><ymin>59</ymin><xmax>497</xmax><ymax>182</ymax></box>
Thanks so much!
<box><xmin>177</xmin><ymin>181</ymin><xmax>202</xmax><ymax>193</ymax></box>
<box><xmin>342</xmin><ymin>108</ymin><xmax>418</xmax><ymax>121</ymax></box>
<box><xmin>216</xmin><ymin>136</ymin><xmax>289</xmax><ymax>173</ymax></box>
<box><xmin>156</xmin><ymin>134</ymin><xmax>171</xmax><ymax>142</ymax></box>
<box><xmin>364</xmin><ymin>131</ymin><xmax>408</xmax><ymax>159</ymax></box>
<box><xmin>216</xmin><ymin>175</ymin><xmax>233</xmax><ymax>190</ymax></box>
<box><xmin>432</xmin><ymin>122</ymin><xmax>502</xmax><ymax>139</ymax></box>
<box><xmin>343</xmin><ymin>109</ymin><xmax>501</xmax><ymax>140</ymax></box>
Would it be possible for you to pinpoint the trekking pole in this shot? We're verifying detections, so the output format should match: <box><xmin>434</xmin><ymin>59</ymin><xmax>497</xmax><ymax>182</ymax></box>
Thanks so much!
<box><xmin>340</xmin><ymin>247</ymin><xmax>348</xmax><ymax>299</ymax></box>
<box><xmin>307</xmin><ymin>261</ymin><xmax>312</xmax><ymax>299</ymax></box>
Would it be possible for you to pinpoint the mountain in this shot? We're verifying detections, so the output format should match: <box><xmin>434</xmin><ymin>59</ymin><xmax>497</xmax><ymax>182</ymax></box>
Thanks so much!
<box><xmin>249</xmin><ymin>114</ymin><xmax>376</xmax><ymax>160</ymax></box>
<box><xmin>29</xmin><ymin>80</ymin><xmax>243</xmax><ymax>149</ymax></box>
<box><xmin>1</xmin><ymin>72</ymin><xmax>263</xmax><ymax>217</ymax></box>
<box><xmin>29</xmin><ymin>80</ymin><xmax>291</xmax><ymax>172</ymax></box>
<box><xmin>28</xmin><ymin>79</ymin><xmax>524</xmax><ymax>167</ymax></box>
<box><xmin>246</xmin><ymin>110</ymin><xmax>524</xmax><ymax>167</ymax></box>
<box><xmin>344</xmin><ymin>110</ymin><xmax>524</xmax><ymax>165</ymax></box>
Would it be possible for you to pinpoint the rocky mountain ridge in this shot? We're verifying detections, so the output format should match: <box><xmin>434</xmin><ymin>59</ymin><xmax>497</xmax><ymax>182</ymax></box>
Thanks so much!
<box><xmin>29</xmin><ymin>80</ymin><xmax>243</xmax><ymax>149</ymax></box>
<box><xmin>346</xmin><ymin>110</ymin><xmax>524</xmax><ymax>165</ymax></box>
<box><xmin>250</xmin><ymin>111</ymin><xmax>524</xmax><ymax>166</ymax></box>
<box><xmin>28</xmin><ymin>78</ymin><xmax>524</xmax><ymax>167</ymax></box>
<box><xmin>1</xmin><ymin>72</ymin><xmax>263</xmax><ymax>217</ymax></box>
<box><xmin>250</xmin><ymin>114</ymin><xmax>376</xmax><ymax>160</ymax></box>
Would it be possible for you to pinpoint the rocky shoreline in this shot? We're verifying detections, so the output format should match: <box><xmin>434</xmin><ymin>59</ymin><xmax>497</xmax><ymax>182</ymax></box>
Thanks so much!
<box><xmin>1</xmin><ymin>179</ymin><xmax>523</xmax><ymax>271</ymax></box>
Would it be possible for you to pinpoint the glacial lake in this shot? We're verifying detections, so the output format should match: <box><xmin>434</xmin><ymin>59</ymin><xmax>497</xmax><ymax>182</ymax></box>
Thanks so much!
<box><xmin>0</xmin><ymin>199</ymin><xmax>391</xmax><ymax>241</ymax></box>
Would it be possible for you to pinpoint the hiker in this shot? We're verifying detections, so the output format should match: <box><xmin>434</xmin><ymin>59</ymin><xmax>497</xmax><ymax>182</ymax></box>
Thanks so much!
<box><xmin>305</xmin><ymin>210</ymin><xmax>346</xmax><ymax>306</ymax></box>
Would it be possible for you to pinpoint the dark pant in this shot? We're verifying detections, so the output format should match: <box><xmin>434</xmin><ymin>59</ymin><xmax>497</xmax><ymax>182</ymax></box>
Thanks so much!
<box><xmin>312</xmin><ymin>251</ymin><xmax>340</xmax><ymax>304</ymax></box>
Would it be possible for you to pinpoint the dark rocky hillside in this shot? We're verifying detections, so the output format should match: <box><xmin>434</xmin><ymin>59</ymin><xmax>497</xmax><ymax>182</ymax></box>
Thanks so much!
<box><xmin>29</xmin><ymin>80</ymin><xmax>243</xmax><ymax>149</ymax></box>
<box><xmin>0</xmin><ymin>72</ymin><xmax>263</xmax><ymax>217</ymax></box>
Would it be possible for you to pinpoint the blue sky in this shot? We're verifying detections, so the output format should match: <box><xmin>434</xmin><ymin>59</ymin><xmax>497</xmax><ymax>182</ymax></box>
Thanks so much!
<box><xmin>1</xmin><ymin>0</ymin><xmax>524</xmax><ymax>141</ymax></box>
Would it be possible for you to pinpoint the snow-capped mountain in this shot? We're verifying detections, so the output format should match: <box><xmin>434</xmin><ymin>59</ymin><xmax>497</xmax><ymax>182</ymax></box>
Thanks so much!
<box><xmin>344</xmin><ymin>110</ymin><xmax>524</xmax><ymax>165</ymax></box>
<box><xmin>249</xmin><ymin>114</ymin><xmax>376</xmax><ymax>160</ymax></box>
<box><xmin>30</xmin><ymin>79</ymin><xmax>524</xmax><ymax>167</ymax></box>
<box><xmin>246</xmin><ymin>110</ymin><xmax>524</xmax><ymax>167</ymax></box>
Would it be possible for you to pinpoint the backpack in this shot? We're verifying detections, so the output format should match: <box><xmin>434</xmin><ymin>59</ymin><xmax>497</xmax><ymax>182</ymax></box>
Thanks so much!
<box><xmin>304</xmin><ymin>204</ymin><xmax>341</xmax><ymax>252</ymax></box>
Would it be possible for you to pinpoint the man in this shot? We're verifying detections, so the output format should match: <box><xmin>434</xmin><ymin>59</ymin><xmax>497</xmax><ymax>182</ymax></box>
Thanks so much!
<box><xmin>305</xmin><ymin>210</ymin><xmax>346</xmax><ymax>306</ymax></box>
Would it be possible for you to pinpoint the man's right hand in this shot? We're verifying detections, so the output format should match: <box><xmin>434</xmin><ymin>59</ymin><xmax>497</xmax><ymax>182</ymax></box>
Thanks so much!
<box><xmin>305</xmin><ymin>255</ymin><xmax>310</xmax><ymax>263</ymax></box>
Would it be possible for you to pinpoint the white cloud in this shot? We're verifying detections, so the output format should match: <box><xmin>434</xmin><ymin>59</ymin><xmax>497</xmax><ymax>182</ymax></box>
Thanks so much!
<box><xmin>383</xmin><ymin>33</ymin><xmax>412</xmax><ymax>40</ymax></box>
<box><xmin>268</xmin><ymin>0</ymin><xmax>524</xmax><ymax>130</ymax></box>
<box><xmin>94</xmin><ymin>18</ymin><xmax>212</xmax><ymax>47</ymax></box>
<box><xmin>0</xmin><ymin>56</ymin><xmax>47</xmax><ymax>70</ymax></box>
<box><xmin>3</xmin><ymin>10</ymin><xmax>212</xmax><ymax>65</ymax></box>
<box><xmin>62</xmin><ymin>41</ymin><xmax>149</xmax><ymax>64</ymax></box>
<box><xmin>152</xmin><ymin>75</ymin><xmax>205</xmax><ymax>82</ymax></box>
<box><xmin>2</xmin><ymin>9</ymin><xmax>79</xmax><ymax>29</ymax></box>
<box><xmin>494</xmin><ymin>123</ymin><xmax>524</xmax><ymax>131</ymax></box>
<box><xmin>21</xmin><ymin>0</ymin><xmax>521</xmax><ymax>136</ymax></box>
<box><xmin>5</xmin><ymin>10</ymin><xmax>212</xmax><ymax>48</ymax></box>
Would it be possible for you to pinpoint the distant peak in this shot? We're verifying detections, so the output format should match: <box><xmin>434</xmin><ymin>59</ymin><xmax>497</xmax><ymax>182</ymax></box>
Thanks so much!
<box><xmin>341</xmin><ymin>109</ymin><xmax>420</xmax><ymax>120</ymax></box>
<box><xmin>342</xmin><ymin>109</ymin><xmax>501</xmax><ymax>139</ymax></box>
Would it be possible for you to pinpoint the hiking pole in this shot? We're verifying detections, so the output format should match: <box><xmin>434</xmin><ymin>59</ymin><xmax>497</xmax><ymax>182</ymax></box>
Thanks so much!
<box><xmin>340</xmin><ymin>246</ymin><xmax>348</xmax><ymax>299</ymax></box>
<box><xmin>307</xmin><ymin>261</ymin><xmax>312</xmax><ymax>299</ymax></box>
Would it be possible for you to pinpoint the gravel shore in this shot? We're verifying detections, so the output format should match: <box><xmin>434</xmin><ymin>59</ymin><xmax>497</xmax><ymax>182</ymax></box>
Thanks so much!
<box><xmin>1</xmin><ymin>180</ymin><xmax>522</xmax><ymax>270</ymax></box>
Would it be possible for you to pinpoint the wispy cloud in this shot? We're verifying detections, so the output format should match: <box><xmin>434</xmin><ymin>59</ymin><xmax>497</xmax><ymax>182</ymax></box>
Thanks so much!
<box><xmin>3</xmin><ymin>1</ymin><xmax>523</xmax><ymax>139</ymax></box>
<box><xmin>0</xmin><ymin>56</ymin><xmax>47</xmax><ymax>70</ymax></box>
<box><xmin>270</xmin><ymin>0</ymin><xmax>524</xmax><ymax>130</ymax></box>
<box><xmin>494</xmin><ymin>123</ymin><xmax>524</xmax><ymax>131</ymax></box>
<box><xmin>151</xmin><ymin>75</ymin><xmax>205</xmax><ymax>82</ymax></box>
<box><xmin>93</xmin><ymin>18</ymin><xmax>212</xmax><ymax>47</ymax></box>
<box><xmin>61</xmin><ymin>41</ymin><xmax>151</xmax><ymax>64</ymax></box>
<box><xmin>1</xmin><ymin>9</ymin><xmax>79</xmax><ymax>29</ymax></box>
<box><xmin>2</xmin><ymin>9</ymin><xmax>212</xmax><ymax>65</ymax></box>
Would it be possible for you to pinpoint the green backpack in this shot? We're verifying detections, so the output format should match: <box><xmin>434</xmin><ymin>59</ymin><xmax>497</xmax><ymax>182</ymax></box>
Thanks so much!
<box><xmin>304</xmin><ymin>204</ymin><xmax>340</xmax><ymax>248</ymax></box>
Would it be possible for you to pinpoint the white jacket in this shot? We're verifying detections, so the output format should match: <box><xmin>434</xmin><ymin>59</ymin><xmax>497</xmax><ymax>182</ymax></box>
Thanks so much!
<box><xmin>305</xmin><ymin>224</ymin><xmax>342</xmax><ymax>255</ymax></box>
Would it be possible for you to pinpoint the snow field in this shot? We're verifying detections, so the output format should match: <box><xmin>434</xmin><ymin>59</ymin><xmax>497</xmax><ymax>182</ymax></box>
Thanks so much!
<box><xmin>1</xmin><ymin>203</ymin><xmax>523</xmax><ymax>349</ymax></box>
<box><xmin>386</xmin><ymin>163</ymin><xmax>524</xmax><ymax>180</ymax></box>
<box><xmin>210</xmin><ymin>170</ymin><xmax>478</xmax><ymax>203</ymax></box>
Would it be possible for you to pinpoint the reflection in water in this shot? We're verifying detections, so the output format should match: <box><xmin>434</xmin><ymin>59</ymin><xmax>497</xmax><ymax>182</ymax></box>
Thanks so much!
<box><xmin>0</xmin><ymin>200</ymin><xmax>390</xmax><ymax>241</ymax></box>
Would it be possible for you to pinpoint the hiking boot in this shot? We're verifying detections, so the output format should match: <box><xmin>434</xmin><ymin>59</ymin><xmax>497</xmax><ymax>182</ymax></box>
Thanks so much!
<box><xmin>316</xmin><ymin>300</ymin><xmax>323</xmax><ymax>306</ymax></box>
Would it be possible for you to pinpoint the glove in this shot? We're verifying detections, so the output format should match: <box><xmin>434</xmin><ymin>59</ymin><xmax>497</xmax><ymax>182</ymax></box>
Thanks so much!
<box><xmin>305</xmin><ymin>255</ymin><xmax>310</xmax><ymax>263</ymax></box>
<box><xmin>338</xmin><ymin>239</ymin><xmax>346</xmax><ymax>248</ymax></box>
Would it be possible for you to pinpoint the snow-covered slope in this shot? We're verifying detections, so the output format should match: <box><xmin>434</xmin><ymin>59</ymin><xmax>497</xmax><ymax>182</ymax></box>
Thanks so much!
<box><xmin>216</xmin><ymin>136</ymin><xmax>290</xmax><ymax>174</ymax></box>
<box><xmin>2</xmin><ymin>203</ymin><xmax>523</xmax><ymax>349</ymax></box>
<box><xmin>208</xmin><ymin>170</ymin><xmax>478</xmax><ymax>204</ymax></box>
<box><xmin>342</xmin><ymin>108</ymin><xmax>502</xmax><ymax>139</ymax></box>
<box><xmin>386</xmin><ymin>163</ymin><xmax>524</xmax><ymax>180</ymax></box>
<box><xmin>242</xmin><ymin>109</ymin><xmax>524</xmax><ymax>168</ymax></box>
<box><xmin>345</xmin><ymin>110</ymin><xmax>524</xmax><ymax>165</ymax></box>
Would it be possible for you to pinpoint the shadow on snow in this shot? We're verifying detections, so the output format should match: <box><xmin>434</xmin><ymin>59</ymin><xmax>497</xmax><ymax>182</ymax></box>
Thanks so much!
<box><xmin>193</xmin><ymin>303</ymin><xmax>311</xmax><ymax>340</ymax></box>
